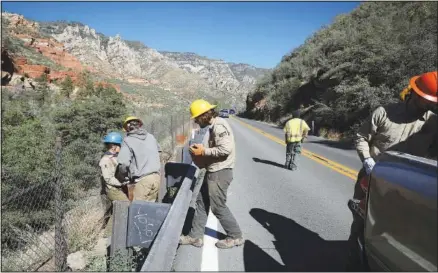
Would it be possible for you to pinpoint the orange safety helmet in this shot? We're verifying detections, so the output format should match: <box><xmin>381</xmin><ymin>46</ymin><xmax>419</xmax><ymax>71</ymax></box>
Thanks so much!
<box><xmin>409</xmin><ymin>71</ymin><xmax>437</xmax><ymax>103</ymax></box>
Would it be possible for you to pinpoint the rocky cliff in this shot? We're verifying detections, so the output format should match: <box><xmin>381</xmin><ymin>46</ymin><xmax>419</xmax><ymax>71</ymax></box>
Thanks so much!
<box><xmin>160</xmin><ymin>51</ymin><xmax>270</xmax><ymax>104</ymax></box>
<box><xmin>1</xmin><ymin>12</ymin><xmax>271</xmax><ymax>109</ymax></box>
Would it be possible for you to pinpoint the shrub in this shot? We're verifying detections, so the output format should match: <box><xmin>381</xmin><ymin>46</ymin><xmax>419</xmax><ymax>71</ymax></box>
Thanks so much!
<box><xmin>245</xmin><ymin>2</ymin><xmax>438</xmax><ymax>136</ymax></box>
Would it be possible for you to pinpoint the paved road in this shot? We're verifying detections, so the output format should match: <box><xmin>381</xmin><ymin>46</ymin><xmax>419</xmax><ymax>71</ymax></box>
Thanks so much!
<box><xmin>173</xmin><ymin>117</ymin><xmax>362</xmax><ymax>271</ymax></box>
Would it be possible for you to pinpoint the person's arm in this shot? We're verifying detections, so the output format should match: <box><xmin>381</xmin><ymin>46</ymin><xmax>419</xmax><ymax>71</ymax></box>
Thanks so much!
<box><xmin>100</xmin><ymin>158</ymin><xmax>123</xmax><ymax>187</ymax></box>
<box><xmin>284</xmin><ymin>121</ymin><xmax>290</xmax><ymax>144</ymax></box>
<box><xmin>302</xmin><ymin>120</ymin><xmax>310</xmax><ymax>142</ymax></box>
<box><xmin>354</xmin><ymin>106</ymin><xmax>386</xmax><ymax>162</ymax></box>
<box><xmin>117</xmin><ymin>140</ymin><xmax>132</xmax><ymax>178</ymax></box>
<box><xmin>203</xmin><ymin>125</ymin><xmax>233</xmax><ymax>157</ymax></box>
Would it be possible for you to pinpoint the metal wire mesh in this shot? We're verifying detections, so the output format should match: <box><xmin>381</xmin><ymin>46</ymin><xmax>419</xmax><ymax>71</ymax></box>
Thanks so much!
<box><xmin>1</xmin><ymin>112</ymin><xmax>194</xmax><ymax>272</ymax></box>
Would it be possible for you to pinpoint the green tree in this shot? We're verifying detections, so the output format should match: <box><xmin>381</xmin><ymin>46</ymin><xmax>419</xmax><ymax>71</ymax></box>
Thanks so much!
<box><xmin>60</xmin><ymin>75</ymin><xmax>74</xmax><ymax>98</ymax></box>
<box><xmin>1</xmin><ymin>80</ymin><xmax>127</xmax><ymax>254</ymax></box>
<box><xmin>77</xmin><ymin>70</ymin><xmax>95</xmax><ymax>98</ymax></box>
<box><xmin>35</xmin><ymin>73</ymin><xmax>49</xmax><ymax>106</ymax></box>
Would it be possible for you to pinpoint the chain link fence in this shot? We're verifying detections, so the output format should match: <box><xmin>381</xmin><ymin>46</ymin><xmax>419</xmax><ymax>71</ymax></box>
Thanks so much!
<box><xmin>1</xmin><ymin>111</ymin><xmax>194</xmax><ymax>272</ymax></box>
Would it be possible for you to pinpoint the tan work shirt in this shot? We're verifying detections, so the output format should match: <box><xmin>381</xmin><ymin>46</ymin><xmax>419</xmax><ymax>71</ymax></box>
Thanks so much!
<box><xmin>355</xmin><ymin>103</ymin><xmax>437</xmax><ymax>162</ymax></box>
<box><xmin>203</xmin><ymin>117</ymin><xmax>236</xmax><ymax>172</ymax></box>
<box><xmin>99</xmin><ymin>153</ymin><xmax>123</xmax><ymax>190</ymax></box>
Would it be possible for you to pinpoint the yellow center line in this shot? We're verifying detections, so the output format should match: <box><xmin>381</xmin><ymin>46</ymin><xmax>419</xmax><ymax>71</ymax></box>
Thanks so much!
<box><xmin>231</xmin><ymin>116</ymin><xmax>359</xmax><ymax>180</ymax></box>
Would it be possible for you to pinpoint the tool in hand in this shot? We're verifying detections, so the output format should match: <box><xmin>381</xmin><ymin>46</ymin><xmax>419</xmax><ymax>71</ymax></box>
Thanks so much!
<box><xmin>189</xmin><ymin>144</ymin><xmax>205</xmax><ymax>156</ymax></box>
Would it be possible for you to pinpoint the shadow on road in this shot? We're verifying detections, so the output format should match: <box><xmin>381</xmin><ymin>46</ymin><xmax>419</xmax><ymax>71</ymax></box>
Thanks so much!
<box><xmin>205</xmin><ymin>227</ymin><xmax>227</xmax><ymax>240</ymax></box>
<box><xmin>307</xmin><ymin>139</ymin><xmax>355</xmax><ymax>151</ymax></box>
<box><xmin>182</xmin><ymin>207</ymin><xmax>196</xmax><ymax>235</ymax></box>
<box><xmin>244</xmin><ymin>208</ymin><xmax>349</xmax><ymax>272</ymax></box>
<box><xmin>253</xmin><ymin>157</ymin><xmax>286</xmax><ymax>170</ymax></box>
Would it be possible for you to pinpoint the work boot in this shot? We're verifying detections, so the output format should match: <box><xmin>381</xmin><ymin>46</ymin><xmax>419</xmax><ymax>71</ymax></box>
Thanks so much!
<box><xmin>179</xmin><ymin>235</ymin><xmax>203</xmax><ymax>247</ymax></box>
<box><xmin>290</xmin><ymin>162</ymin><xmax>297</xmax><ymax>171</ymax></box>
<box><xmin>215</xmin><ymin>237</ymin><xmax>244</xmax><ymax>249</ymax></box>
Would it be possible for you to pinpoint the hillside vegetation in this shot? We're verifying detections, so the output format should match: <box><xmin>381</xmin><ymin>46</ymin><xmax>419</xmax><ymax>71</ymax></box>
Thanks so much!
<box><xmin>244</xmin><ymin>2</ymin><xmax>437</xmax><ymax>138</ymax></box>
<box><xmin>1</xmin><ymin>75</ymin><xmax>127</xmax><ymax>267</ymax></box>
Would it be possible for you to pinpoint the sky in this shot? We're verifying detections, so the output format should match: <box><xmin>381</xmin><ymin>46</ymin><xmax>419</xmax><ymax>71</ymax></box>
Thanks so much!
<box><xmin>2</xmin><ymin>1</ymin><xmax>360</xmax><ymax>69</ymax></box>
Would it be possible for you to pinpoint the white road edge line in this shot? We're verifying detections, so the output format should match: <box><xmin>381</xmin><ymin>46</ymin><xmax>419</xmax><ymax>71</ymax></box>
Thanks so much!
<box><xmin>201</xmin><ymin>211</ymin><xmax>219</xmax><ymax>271</ymax></box>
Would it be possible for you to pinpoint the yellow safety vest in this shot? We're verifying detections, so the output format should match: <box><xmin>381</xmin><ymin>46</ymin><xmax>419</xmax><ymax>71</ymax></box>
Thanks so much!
<box><xmin>284</xmin><ymin>118</ymin><xmax>310</xmax><ymax>142</ymax></box>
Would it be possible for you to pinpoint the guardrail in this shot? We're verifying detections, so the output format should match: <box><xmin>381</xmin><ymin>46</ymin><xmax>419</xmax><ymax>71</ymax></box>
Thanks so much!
<box><xmin>108</xmin><ymin>127</ymin><xmax>209</xmax><ymax>271</ymax></box>
<box><xmin>140</xmin><ymin>162</ymin><xmax>197</xmax><ymax>271</ymax></box>
<box><xmin>141</xmin><ymin>127</ymin><xmax>209</xmax><ymax>271</ymax></box>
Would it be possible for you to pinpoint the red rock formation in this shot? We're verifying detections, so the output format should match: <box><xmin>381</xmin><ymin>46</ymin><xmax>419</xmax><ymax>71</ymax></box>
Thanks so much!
<box><xmin>9</xmin><ymin>55</ymin><xmax>77</xmax><ymax>83</ymax></box>
<box><xmin>4</xmin><ymin>14</ymin><xmax>101</xmax><ymax>87</ymax></box>
<box><xmin>27</xmin><ymin>38</ymin><xmax>84</xmax><ymax>71</ymax></box>
<box><xmin>4</xmin><ymin>13</ymin><xmax>39</xmax><ymax>34</ymax></box>
<box><xmin>15</xmin><ymin>57</ymin><xmax>50</xmax><ymax>79</ymax></box>
<box><xmin>14</xmin><ymin>56</ymin><xmax>27</xmax><ymax>66</ymax></box>
<box><xmin>3</xmin><ymin>15</ymin><xmax>126</xmax><ymax>93</ymax></box>
<box><xmin>49</xmin><ymin>71</ymin><xmax>79</xmax><ymax>83</ymax></box>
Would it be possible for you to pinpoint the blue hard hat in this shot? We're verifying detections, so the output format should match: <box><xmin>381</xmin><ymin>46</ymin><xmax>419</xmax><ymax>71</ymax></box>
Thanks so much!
<box><xmin>103</xmin><ymin>132</ymin><xmax>123</xmax><ymax>145</ymax></box>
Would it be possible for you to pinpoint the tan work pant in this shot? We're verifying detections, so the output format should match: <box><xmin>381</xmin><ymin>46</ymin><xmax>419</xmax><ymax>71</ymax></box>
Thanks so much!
<box><xmin>104</xmin><ymin>187</ymin><xmax>128</xmax><ymax>237</ymax></box>
<box><xmin>106</xmin><ymin>187</ymin><xmax>129</xmax><ymax>201</ymax></box>
<box><xmin>133</xmin><ymin>173</ymin><xmax>161</xmax><ymax>202</ymax></box>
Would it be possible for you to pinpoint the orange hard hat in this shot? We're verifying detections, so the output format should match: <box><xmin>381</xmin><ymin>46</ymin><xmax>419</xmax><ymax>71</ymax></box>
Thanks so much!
<box><xmin>409</xmin><ymin>71</ymin><xmax>437</xmax><ymax>103</ymax></box>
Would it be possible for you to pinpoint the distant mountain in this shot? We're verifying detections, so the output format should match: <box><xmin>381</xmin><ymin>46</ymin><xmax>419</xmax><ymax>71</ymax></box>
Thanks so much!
<box><xmin>160</xmin><ymin>51</ymin><xmax>271</xmax><ymax>104</ymax></box>
<box><xmin>1</xmin><ymin>12</ymin><xmax>271</xmax><ymax>111</ymax></box>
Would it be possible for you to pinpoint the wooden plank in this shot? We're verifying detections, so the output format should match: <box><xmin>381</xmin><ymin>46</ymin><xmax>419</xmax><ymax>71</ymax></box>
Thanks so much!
<box><xmin>110</xmin><ymin>200</ymin><xmax>131</xmax><ymax>269</ymax></box>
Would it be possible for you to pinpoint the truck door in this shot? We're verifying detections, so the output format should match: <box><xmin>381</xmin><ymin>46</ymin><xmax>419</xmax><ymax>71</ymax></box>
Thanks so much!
<box><xmin>364</xmin><ymin>151</ymin><xmax>437</xmax><ymax>271</ymax></box>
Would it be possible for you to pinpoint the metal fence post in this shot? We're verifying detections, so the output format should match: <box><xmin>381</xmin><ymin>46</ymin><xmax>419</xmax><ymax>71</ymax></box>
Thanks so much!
<box><xmin>170</xmin><ymin>115</ymin><xmax>175</xmax><ymax>151</ymax></box>
<box><xmin>54</xmin><ymin>136</ymin><xmax>68</xmax><ymax>271</ymax></box>
<box><xmin>182</xmin><ymin>116</ymin><xmax>185</xmax><ymax>137</ymax></box>
<box><xmin>150</xmin><ymin>119</ymin><xmax>156</xmax><ymax>136</ymax></box>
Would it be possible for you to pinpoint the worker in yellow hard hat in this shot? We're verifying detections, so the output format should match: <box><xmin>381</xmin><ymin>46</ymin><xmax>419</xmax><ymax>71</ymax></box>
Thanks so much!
<box><xmin>123</xmin><ymin>116</ymin><xmax>143</xmax><ymax>132</ymax></box>
<box><xmin>283</xmin><ymin>109</ymin><xmax>310</xmax><ymax>171</ymax></box>
<box><xmin>116</xmin><ymin>116</ymin><xmax>162</xmax><ymax>201</ymax></box>
<box><xmin>189</xmin><ymin>99</ymin><xmax>217</xmax><ymax>120</ymax></box>
<box><xmin>180</xmin><ymin>99</ymin><xmax>243</xmax><ymax>249</ymax></box>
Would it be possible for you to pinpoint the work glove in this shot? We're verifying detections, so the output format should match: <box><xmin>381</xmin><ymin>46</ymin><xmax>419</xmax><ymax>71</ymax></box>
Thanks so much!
<box><xmin>189</xmin><ymin>144</ymin><xmax>205</xmax><ymax>156</ymax></box>
<box><xmin>363</xmin><ymin>157</ymin><xmax>376</xmax><ymax>175</ymax></box>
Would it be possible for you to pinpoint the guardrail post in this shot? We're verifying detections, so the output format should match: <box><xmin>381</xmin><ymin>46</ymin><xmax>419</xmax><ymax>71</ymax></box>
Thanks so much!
<box><xmin>110</xmin><ymin>201</ymin><xmax>132</xmax><ymax>271</ymax></box>
<box><xmin>170</xmin><ymin>115</ymin><xmax>175</xmax><ymax>151</ymax></box>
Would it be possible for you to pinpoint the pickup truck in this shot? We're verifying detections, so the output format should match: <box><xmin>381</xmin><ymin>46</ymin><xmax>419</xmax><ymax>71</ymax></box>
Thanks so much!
<box><xmin>347</xmin><ymin>151</ymin><xmax>437</xmax><ymax>271</ymax></box>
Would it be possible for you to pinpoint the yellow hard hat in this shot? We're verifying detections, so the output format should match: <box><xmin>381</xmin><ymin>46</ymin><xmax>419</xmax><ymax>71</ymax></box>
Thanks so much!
<box><xmin>123</xmin><ymin>116</ymin><xmax>142</xmax><ymax>131</ymax></box>
<box><xmin>190</xmin><ymin>99</ymin><xmax>217</xmax><ymax>119</ymax></box>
